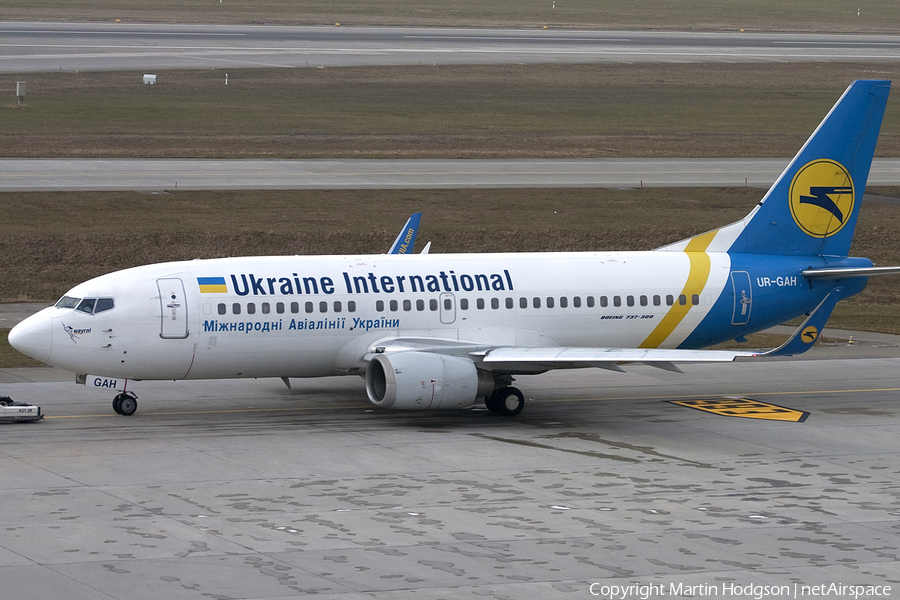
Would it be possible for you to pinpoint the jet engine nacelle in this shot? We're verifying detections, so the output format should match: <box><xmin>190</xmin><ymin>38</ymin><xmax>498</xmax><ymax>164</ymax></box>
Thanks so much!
<box><xmin>365</xmin><ymin>352</ymin><xmax>494</xmax><ymax>410</ymax></box>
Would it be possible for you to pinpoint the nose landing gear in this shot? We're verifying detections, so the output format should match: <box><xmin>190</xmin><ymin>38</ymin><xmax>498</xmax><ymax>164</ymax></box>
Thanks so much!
<box><xmin>113</xmin><ymin>391</ymin><xmax>138</xmax><ymax>416</ymax></box>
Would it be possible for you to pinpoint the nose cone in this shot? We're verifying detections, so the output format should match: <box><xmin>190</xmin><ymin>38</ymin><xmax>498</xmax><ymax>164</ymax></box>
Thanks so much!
<box><xmin>8</xmin><ymin>309</ymin><xmax>53</xmax><ymax>364</ymax></box>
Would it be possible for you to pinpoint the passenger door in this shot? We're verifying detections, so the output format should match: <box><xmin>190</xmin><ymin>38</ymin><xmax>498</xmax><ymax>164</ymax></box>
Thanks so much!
<box><xmin>157</xmin><ymin>278</ymin><xmax>190</xmax><ymax>339</ymax></box>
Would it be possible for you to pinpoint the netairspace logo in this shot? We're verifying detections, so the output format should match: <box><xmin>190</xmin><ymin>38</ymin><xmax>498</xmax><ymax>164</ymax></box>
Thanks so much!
<box><xmin>588</xmin><ymin>582</ymin><xmax>893</xmax><ymax>600</ymax></box>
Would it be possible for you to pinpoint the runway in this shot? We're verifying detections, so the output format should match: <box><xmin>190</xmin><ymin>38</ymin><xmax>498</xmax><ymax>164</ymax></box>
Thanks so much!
<box><xmin>2</xmin><ymin>23</ymin><xmax>900</xmax><ymax>73</ymax></box>
<box><xmin>2</xmin><ymin>335</ymin><xmax>900</xmax><ymax>598</ymax></box>
<box><xmin>4</xmin><ymin>157</ymin><xmax>900</xmax><ymax>190</ymax></box>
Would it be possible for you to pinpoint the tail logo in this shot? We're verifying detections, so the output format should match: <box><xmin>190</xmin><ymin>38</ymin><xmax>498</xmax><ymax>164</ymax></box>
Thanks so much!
<box><xmin>801</xmin><ymin>325</ymin><xmax>819</xmax><ymax>344</ymax></box>
<box><xmin>789</xmin><ymin>159</ymin><xmax>854</xmax><ymax>238</ymax></box>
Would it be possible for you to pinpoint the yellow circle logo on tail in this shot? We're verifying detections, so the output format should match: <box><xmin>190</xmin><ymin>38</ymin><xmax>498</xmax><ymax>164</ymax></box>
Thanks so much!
<box><xmin>789</xmin><ymin>159</ymin><xmax>854</xmax><ymax>238</ymax></box>
<box><xmin>801</xmin><ymin>326</ymin><xmax>819</xmax><ymax>344</ymax></box>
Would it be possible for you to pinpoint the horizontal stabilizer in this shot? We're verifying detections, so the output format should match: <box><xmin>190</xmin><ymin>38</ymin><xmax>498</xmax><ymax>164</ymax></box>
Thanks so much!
<box><xmin>758</xmin><ymin>287</ymin><xmax>843</xmax><ymax>357</ymax></box>
<box><xmin>803</xmin><ymin>266</ymin><xmax>900</xmax><ymax>279</ymax></box>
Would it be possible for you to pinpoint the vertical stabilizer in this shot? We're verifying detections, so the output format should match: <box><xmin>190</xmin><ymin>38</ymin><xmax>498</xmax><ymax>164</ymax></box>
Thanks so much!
<box><xmin>660</xmin><ymin>80</ymin><xmax>890</xmax><ymax>257</ymax></box>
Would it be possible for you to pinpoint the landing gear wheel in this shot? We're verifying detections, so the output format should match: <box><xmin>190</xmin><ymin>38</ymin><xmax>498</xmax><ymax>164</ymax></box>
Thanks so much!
<box><xmin>485</xmin><ymin>387</ymin><xmax>525</xmax><ymax>416</ymax></box>
<box><xmin>112</xmin><ymin>392</ymin><xmax>138</xmax><ymax>416</ymax></box>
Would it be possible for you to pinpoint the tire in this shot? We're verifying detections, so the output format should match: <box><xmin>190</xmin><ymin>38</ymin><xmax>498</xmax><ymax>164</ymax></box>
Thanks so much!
<box><xmin>118</xmin><ymin>395</ymin><xmax>137</xmax><ymax>416</ymax></box>
<box><xmin>113</xmin><ymin>393</ymin><xmax>137</xmax><ymax>416</ymax></box>
<box><xmin>486</xmin><ymin>387</ymin><xmax>525</xmax><ymax>416</ymax></box>
<box><xmin>484</xmin><ymin>393</ymin><xmax>503</xmax><ymax>414</ymax></box>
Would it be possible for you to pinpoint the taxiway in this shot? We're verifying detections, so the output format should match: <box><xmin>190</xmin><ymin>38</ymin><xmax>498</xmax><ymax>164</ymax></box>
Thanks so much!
<box><xmin>2</xmin><ymin>323</ymin><xmax>900</xmax><ymax>598</ymax></box>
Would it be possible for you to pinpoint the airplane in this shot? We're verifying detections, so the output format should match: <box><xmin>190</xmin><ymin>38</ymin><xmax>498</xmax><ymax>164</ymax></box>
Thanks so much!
<box><xmin>9</xmin><ymin>80</ymin><xmax>895</xmax><ymax>418</ymax></box>
<box><xmin>387</xmin><ymin>212</ymin><xmax>421</xmax><ymax>254</ymax></box>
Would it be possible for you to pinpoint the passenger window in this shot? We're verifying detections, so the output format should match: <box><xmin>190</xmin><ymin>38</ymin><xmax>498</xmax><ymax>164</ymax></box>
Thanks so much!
<box><xmin>626</xmin><ymin>296</ymin><xmax>634</xmax><ymax>307</ymax></box>
<box><xmin>679</xmin><ymin>295</ymin><xmax>687</xmax><ymax>306</ymax></box>
<box><xmin>477</xmin><ymin>298</ymin><xmax>485</xmax><ymax>310</ymax></box>
<box><xmin>376</xmin><ymin>300</ymin><xmax>385</xmax><ymax>312</ymax></box>
<box><xmin>666</xmin><ymin>295</ymin><xmax>674</xmax><ymax>306</ymax></box>
<box><xmin>305</xmin><ymin>301</ymin><xmax>314</xmax><ymax>313</ymax></box>
<box><xmin>416</xmin><ymin>299</ymin><xmax>425</xmax><ymax>311</ymax></box>
<box><xmin>573</xmin><ymin>296</ymin><xmax>582</xmax><ymax>308</ymax></box>
<box><xmin>218</xmin><ymin>303</ymin><xmax>227</xmax><ymax>315</ymax></box>
<box><xmin>640</xmin><ymin>295</ymin><xmax>648</xmax><ymax>307</ymax></box>
<box><xmin>430</xmin><ymin>299</ymin><xmax>438</xmax><ymax>311</ymax></box>
<box><xmin>560</xmin><ymin>297</ymin><xmax>568</xmax><ymax>308</ymax></box>
<box><xmin>533</xmin><ymin>297</ymin><xmax>541</xmax><ymax>309</ymax></box>
<box><xmin>491</xmin><ymin>297</ymin><xmax>500</xmax><ymax>309</ymax></box>
<box><xmin>653</xmin><ymin>295</ymin><xmax>661</xmax><ymax>307</ymax></box>
<box><xmin>613</xmin><ymin>296</ymin><xmax>621</xmax><ymax>307</ymax></box>
<box><xmin>403</xmin><ymin>299</ymin><xmax>412</xmax><ymax>311</ymax></box>
<box><xmin>247</xmin><ymin>303</ymin><xmax>256</xmax><ymax>315</ymax></box>
<box><xmin>587</xmin><ymin>296</ymin><xmax>595</xmax><ymax>308</ymax></box>
<box><xmin>232</xmin><ymin>303</ymin><xmax>241</xmax><ymax>315</ymax></box>
<box><xmin>319</xmin><ymin>301</ymin><xmax>328</xmax><ymax>313</ymax></box>
<box><xmin>390</xmin><ymin>300</ymin><xmax>398</xmax><ymax>311</ymax></box>
<box><xmin>444</xmin><ymin>298</ymin><xmax>452</xmax><ymax>310</ymax></box>
<box><xmin>276</xmin><ymin>302</ymin><xmax>285</xmax><ymax>314</ymax></box>
<box><xmin>546</xmin><ymin>297</ymin><xmax>554</xmax><ymax>309</ymax></box>
<box><xmin>692</xmin><ymin>294</ymin><xmax>700</xmax><ymax>306</ymax></box>
<box><xmin>291</xmin><ymin>302</ymin><xmax>299</xmax><ymax>314</ymax></box>
<box><xmin>460</xmin><ymin>298</ymin><xmax>468</xmax><ymax>310</ymax></box>
<box><xmin>348</xmin><ymin>301</ymin><xmax>356</xmax><ymax>312</ymax></box>
<box><xmin>506</xmin><ymin>297</ymin><xmax>514</xmax><ymax>309</ymax></box>
<box><xmin>520</xmin><ymin>297</ymin><xmax>527</xmax><ymax>309</ymax></box>
<box><xmin>262</xmin><ymin>302</ymin><xmax>270</xmax><ymax>315</ymax></box>
<box><xmin>333</xmin><ymin>301</ymin><xmax>342</xmax><ymax>313</ymax></box>
<box><xmin>600</xmin><ymin>296</ymin><xmax>608</xmax><ymax>308</ymax></box>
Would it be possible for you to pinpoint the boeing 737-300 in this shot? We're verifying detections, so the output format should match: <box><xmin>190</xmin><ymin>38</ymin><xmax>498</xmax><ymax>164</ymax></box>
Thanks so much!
<box><xmin>9</xmin><ymin>80</ymin><xmax>896</xmax><ymax>417</ymax></box>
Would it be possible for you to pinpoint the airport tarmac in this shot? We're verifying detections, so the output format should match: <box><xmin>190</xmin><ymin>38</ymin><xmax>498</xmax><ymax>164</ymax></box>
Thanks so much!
<box><xmin>2</xmin><ymin>315</ymin><xmax>900</xmax><ymax>598</ymax></box>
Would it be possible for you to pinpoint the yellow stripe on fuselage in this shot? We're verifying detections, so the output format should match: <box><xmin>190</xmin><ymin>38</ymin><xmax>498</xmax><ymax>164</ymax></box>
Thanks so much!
<box><xmin>639</xmin><ymin>230</ymin><xmax>717</xmax><ymax>349</ymax></box>
<box><xmin>199</xmin><ymin>284</ymin><xmax>228</xmax><ymax>294</ymax></box>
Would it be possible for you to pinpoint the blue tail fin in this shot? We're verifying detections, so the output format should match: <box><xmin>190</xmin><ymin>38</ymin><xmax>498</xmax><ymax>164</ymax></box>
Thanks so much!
<box><xmin>388</xmin><ymin>212</ymin><xmax>421</xmax><ymax>255</ymax></box>
<box><xmin>731</xmin><ymin>80</ymin><xmax>890</xmax><ymax>257</ymax></box>
<box><xmin>660</xmin><ymin>81</ymin><xmax>890</xmax><ymax>258</ymax></box>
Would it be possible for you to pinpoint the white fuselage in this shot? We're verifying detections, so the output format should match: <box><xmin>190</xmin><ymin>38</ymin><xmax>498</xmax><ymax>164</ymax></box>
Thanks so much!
<box><xmin>17</xmin><ymin>250</ymin><xmax>744</xmax><ymax>381</ymax></box>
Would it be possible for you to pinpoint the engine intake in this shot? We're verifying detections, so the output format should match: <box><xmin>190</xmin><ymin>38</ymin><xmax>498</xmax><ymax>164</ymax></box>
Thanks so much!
<box><xmin>366</xmin><ymin>352</ymin><xmax>494</xmax><ymax>410</ymax></box>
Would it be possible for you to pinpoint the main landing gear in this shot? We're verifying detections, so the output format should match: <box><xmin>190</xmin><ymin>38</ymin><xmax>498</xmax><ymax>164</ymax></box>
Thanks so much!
<box><xmin>112</xmin><ymin>391</ymin><xmax>138</xmax><ymax>416</ymax></box>
<box><xmin>484</xmin><ymin>386</ymin><xmax>525</xmax><ymax>416</ymax></box>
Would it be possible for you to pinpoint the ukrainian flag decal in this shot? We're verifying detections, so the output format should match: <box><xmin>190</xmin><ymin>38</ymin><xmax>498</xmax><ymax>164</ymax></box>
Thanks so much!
<box><xmin>197</xmin><ymin>276</ymin><xmax>228</xmax><ymax>294</ymax></box>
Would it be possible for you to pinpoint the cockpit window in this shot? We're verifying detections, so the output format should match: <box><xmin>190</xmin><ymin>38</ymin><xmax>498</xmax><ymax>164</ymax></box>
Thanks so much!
<box><xmin>56</xmin><ymin>296</ymin><xmax>80</xmax><ymax>309</ymax></box>
<box><xmin>56</xmin><ymin>296</ymin><xmax>115</xmax><ymax>315</ymax></box>
<box><xmin>94</xmin><ymin>298</ymin><xmax>115</xmax><ymax>313</ymax></box>
<box><xmin>76</xmin><ymin>298</ymin><xmax>96</xmax><ymax>314</ymax></box>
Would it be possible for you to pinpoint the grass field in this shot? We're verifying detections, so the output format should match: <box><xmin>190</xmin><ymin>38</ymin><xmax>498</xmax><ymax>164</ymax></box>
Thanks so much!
<box><xmin>5</xmin><ymin>63</ymin><xmax>900</xmax><ymax>159</ymax></box>
<box><xmin>3</xmin><ymin>0</ymin><xmax>898</xmax><ymax>32</ymax></box>
<box><xmin>4</xmin><ymin>186</ymin><xmax>900</xmax><ymax>334</ymax></box>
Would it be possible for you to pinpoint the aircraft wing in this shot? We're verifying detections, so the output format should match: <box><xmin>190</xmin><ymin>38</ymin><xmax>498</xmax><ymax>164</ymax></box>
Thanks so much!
<box><xmin>479</xmin><ymin>346</ymin><xmax>751</xmax><ymax>374</ymax></box>
<box><xmin>367</xmin><ymin>286</ymin><xmax>843</xmax><ymax>375</ymax></box>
